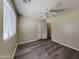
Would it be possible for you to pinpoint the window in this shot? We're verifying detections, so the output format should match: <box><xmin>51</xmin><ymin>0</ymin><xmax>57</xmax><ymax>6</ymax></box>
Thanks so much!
<box><xmin>4</xmin><ymin>0</ymin><xmax>16</xmax><ymax>40</ymax></box>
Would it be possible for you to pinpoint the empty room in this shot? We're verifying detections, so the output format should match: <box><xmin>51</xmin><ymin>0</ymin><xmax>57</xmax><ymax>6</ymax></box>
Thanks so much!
<box><xmin>0</xmin><ymin>0</ymin><xmax>79</xmax><ymax>59</ymax></box>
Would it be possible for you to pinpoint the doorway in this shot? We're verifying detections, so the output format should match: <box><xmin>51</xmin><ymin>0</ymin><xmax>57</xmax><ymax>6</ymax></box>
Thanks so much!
<box><xmin>47</xmin><ymin>23</ymin><xmax>51</xmax><ymax>39</ymax></box>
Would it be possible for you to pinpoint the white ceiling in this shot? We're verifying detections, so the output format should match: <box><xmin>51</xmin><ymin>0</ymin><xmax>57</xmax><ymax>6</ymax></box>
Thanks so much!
<box><xmin>13</xmin><ymin>0</ymin><xmax>79</xmax><ymax>19</ymax></box>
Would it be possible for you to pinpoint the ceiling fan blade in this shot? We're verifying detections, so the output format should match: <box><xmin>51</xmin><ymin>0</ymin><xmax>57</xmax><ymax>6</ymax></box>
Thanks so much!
<box><xmin>49</xmin><ymin>8</ymin><xmax>65</xmax><ymax>12</ymax></box>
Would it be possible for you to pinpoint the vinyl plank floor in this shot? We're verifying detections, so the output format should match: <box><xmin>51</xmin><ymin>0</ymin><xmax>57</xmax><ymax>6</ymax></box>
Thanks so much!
<box><xmin>14</xmin><ymin>39</ymin><xmax>79</xmax><ymax>59</ymax></box>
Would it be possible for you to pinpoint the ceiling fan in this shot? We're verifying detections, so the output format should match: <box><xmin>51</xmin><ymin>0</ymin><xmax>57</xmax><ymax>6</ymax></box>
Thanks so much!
<box><xmin>45</xmin><ymin>1</ymin><xmax>66</xmax><ymax>17</ymax></box>
<box><xmin>49</xmin><ymin>8</ymin><xmax>65</xmax><ymax>12</ymax></box>
<box><xmin>23</xmin><ymin>0</ymin><xmax>31</xmax><ymax>3</ymax></box>
<box><xmin>44</xmin><ymin>9</ymin><xmax>65</xmax><ymax>18</ymax></box>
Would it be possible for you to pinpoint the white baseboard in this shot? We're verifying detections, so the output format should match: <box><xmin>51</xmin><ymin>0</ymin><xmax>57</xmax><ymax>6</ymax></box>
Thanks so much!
<box><xmin>10</xmin><ymin>38</ymin><xmax>79</xmax><ymax>59</ymax></box>
<box><xmin>17</xmin><ymin>39</ymin><xmax>40</xmax><ymax>45</ymax></box>
<box><xmin>52</xmin><ymin>39</ymin><xmax>79</xmax><ymax>51</ymax></box>
<box><xmin>11</xmin><ymin>46</ymin><xmax>17</xmax><ymax>59</ymax></box>
<box><xmin>10</xmin><ymin>39</ymin><xmax>41</xmax><ymax>59</ymax></box>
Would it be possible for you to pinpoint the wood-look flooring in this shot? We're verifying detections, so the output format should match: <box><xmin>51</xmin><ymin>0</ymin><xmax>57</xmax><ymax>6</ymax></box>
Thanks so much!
<box><xmin>14</xmin><ymin>39</ymin><xmax>79</xmax><ymax>59</ymax></box>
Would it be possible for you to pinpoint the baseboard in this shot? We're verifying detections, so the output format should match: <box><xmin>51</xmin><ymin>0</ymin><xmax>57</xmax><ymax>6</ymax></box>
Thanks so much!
<box><xmin>11</xmin><ymin>46</ymin><xmax>17</xmax><ymax>59</ymax></box>
<box><xmin>17</xmin><ymin>38</ymin><xmax>48</xmax><ymax>45</ymax></box>
<box><xmin>10</xmin><ymin>38</ymin><xmax>47</xmax><ymax>59</ymax></box>
<box><xmin>52</xmin><ymin>39</ymin><xmax>79</xmax><ymax>51</ymax></box>
<box><xmin>10</xmin><ymin>39</ymin><xmax>43</xmax><ymax>59</ymax></box>
<box><xmin>17</xmin><ymin>39</ymin><xmax>39</xmax><ymax>45</ymax></box>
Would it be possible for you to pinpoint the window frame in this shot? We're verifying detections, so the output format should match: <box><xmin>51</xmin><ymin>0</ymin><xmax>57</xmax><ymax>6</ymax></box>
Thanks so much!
<box><xmin>3</xmin><ymin>0</ymin><xmax>16</xmax><ymax>42</ymax></box>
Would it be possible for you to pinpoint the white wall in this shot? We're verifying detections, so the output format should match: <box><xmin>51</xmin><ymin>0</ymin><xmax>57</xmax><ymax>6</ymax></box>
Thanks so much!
<box><xmin>18</xmin><ymin>16</ymin><xmax>47</xmax><ymax>43</ymax></box>
<box><xmin>49</xmin><ymin>9</ymin><xmax>79</xmax><ymax>51</ymax></box>
<box><xmin>18</xmin><ymin>16</ymin><xmax>38</xmax><ymax>43</ymax></box>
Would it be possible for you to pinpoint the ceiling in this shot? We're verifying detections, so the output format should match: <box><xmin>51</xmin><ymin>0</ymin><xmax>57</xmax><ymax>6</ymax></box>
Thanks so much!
<box><xmin>13</xmin><ymin>0</ymin><xmax>79</xmax><ymax>19</ymax></box>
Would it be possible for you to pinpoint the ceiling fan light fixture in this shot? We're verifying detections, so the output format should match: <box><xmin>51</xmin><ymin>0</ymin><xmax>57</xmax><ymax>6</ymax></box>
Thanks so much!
<box><xmin>28</xmin><ymin>0</ymin><xmax>31</xmax><ymax>2</ymax></box>
<box><xmin>23</xmin><ymin>0</ymin><xmax>31</xmax><ymax>3</ymax></box>
<box><xmin>23</xmin><ymin>0</ymin><xmax>27</xmax><ymax>3</ymax></box>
